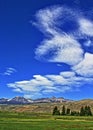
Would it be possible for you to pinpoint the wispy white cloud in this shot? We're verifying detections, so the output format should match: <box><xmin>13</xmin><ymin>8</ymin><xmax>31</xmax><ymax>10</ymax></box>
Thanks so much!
<box><xmin>79</xmin><ymin>18</ymin><xmax>93</xmax><ymax>37</ymax></box>
<box><xmin>34</xmin><ymin>6</ymin><xmax>86</xmax><ymax>65</ymax></box>
<box><xmin>13</xmin><ymin>88</ymin><xmax>22</xmax><ymax>93</ymax></box>
<box><xmin>60</xmin><ymin>71</ymin><xmax>75</xmax><ymax>78</ymax></box>
<box><xmin>7</xmin><ymin>71</ymin><xmax>93</xmax><ymax>98</ymax></box>
<box><xmin>35</xmin><ymin>35</ymin><xmax>84</xmax><ymax>65</ymax></box>
<box><xmin>34</xmin><ymin>5</ymin><xmax>93</xmax><ymax>75</ymax></box>
<box><xmin>72</xmin><ymin>53</ymin><xmax>93</xmax><ymax>77</ymax></box>
<box><xmin>57</xmin><ymin>64</ymin><xmax>62</xmax><ymax>67</ymax></box>
<box><xmin>83</xmin><ymin>39</ymin><xmax>93</xmax><ymax>47</ymax></box>
<box><xmin>34</xmin><ymin>6</ymin><xmax>93</xmax><ymax>65</ymax></box>
<box><xmin>1</xmin><ymin>67</ymin><xmax>17</xmax><ymax>76</ymax></box>
<box><xmin>34</xmin><ymin>6</ymin><xmax>62</xmax><ymax>35</ymax></box>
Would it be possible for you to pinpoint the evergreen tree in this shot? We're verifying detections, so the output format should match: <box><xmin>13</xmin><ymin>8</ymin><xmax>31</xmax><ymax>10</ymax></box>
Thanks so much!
<box><xmin>87</xmin><ymin>106</ymin><xmax>92</xmax><ymax>116</ymax></box>
<box><xmin>66</xmin><ymin>108</ymin><xmax>70</xmax><ymax>115</ymax></box>
<box><xmin>80</xmin><ymin>106</ymin><xmax>92</xmax><ymax>116</ymax></box>
<box><xmin>80</xmin><ymin>106</ymin><xmax>85</xmax><ymax>116</ymax></box>
<box><xmin>85</xmin><ymin>106</ymin><xmax>92</xmax><ymax>116</ymax></box>
<box><xmin>85</xmin><ymin>106</ymin><xmax>88</xmax><ymax>116</ymax></box>
<box><xmin>71</xmin><ymin>111</ymin><xmax>79</xmax><ymax>116</ymax></box>
<box><xmin>61</xmin><ymin>105</ymin><xmax>66</xmax><ymax>115</ymax></box>
<box><xmin>52</xmin><ymin>105</ymin><xmax>92</xmax><ymax>116</ymax></box>
<box><xmin>52</xmin><ymin>106</ymin><xmax>60</xmax><ymax>115</ymax></box>
<box><xmin>76</xmin><ymin>112</ymin><xmax>80</xmax><ymax>116</ymax></box>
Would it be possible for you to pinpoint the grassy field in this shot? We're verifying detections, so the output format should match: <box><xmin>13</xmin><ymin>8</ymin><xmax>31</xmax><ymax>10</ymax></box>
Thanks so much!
<box><xmin>0</xmin><ymin>112</ymin><xmax>93</xmax><ymax>130</ymax></box>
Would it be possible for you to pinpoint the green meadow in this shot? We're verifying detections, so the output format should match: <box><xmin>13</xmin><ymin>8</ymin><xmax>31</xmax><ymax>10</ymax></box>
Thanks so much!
<box><xmin>0</xmin><ymin>112</ymin><xmax>93</xmax><ymax>130</ymax></box>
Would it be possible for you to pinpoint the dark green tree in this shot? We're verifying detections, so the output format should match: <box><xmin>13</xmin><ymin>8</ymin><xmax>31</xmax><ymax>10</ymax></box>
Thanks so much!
<box><xmin>80</xmin><ymin>106</ymin><xmax>92</xmax><ymax>116</ymax></box>
<box><xmin>66</xmin><ymin>108</ymin><xmax>70</xmax><ymax>115</ymax></box>
<box><xmin>52</xmin><ymin>106</ymin><xmax>60</xmax><ymax>115</ymax></box>
<box><xmin>85</xmin><ymin>106</ymin><xmax>92</xmax><ymax>116</ymax></box>
<box><xmin>85</xmin><ymin>106</ymin><xmax>88</xmax><ymax>116</ymax></box>
<box><xmin>87</xmin><ymin>106</ymin><xmax>92</xmax><ymax>116</ymax></box>
<box><xmin>71</xmin><ymin>111</ymin><xmax>79</xmax><ymax>116</ymax></box>
<box><xmin>61</xmin><ymin>105</ymin><xmax>66</xmax><ymax>115</ymax></box>
<box><xmin>80</xmin><ymin>106</ymin><xmax>85</xmax><ymax>116</ymax></box>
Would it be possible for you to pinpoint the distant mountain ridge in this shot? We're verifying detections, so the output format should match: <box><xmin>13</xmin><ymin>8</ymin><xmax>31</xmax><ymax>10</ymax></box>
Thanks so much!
<box><xmin>0</xmin><ymin>96</ymin><xmax>73</xmax><ymax>104</ymax></box>
<box><xmin>0</xmin><ymin>98</ymin><xmax>93</xmax><ymax>113</ymax></box>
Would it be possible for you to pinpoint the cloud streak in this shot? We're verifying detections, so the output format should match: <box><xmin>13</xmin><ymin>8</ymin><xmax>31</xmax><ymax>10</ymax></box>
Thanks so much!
<box><xmin>0</xmin><ymin>67</ymin><xmax>17</xmax><ymax>76</ymax></box>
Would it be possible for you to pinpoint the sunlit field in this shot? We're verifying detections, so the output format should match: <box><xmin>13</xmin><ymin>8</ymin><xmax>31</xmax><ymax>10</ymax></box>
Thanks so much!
<box><xmin>0</xmin><ymin>112</ymin><xmax>93</xmax><ymax>130</ymax></box>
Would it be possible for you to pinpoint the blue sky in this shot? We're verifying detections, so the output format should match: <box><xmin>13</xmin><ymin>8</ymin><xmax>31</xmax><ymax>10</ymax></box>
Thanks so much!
<box><xmin>0</xmin><ymin>0</ymin><xmax>93</xmax><ymax>100</ymax></box>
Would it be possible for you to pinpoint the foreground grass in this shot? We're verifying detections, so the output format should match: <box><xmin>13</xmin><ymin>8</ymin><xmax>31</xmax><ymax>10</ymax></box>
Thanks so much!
<box><xmin>0</xmin><ymin>112</ymin><xmax>93</xmax><ymax>130</ymax></box>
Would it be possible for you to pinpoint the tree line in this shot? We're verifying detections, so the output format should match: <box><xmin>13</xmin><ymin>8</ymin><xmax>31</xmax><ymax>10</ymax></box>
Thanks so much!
<box><xmin>52</xmin><ymin>105</ymin><xmax>92</xmax><ymax>116</ymax></box>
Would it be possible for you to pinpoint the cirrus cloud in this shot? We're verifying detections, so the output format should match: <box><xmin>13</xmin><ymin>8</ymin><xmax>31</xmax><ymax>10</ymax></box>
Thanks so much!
<box><xmin>34</xmin><ymin>6</ymin><xmax>85</xmax><ymax>65</ymax></box>
<box><xmin>0</xmin><ymin>67</ymin><xmax>17</xmax><ymax>76</ymax></box>
<box><xmin>35</xmin><ymin>35</ymin><xmax>83</xmax><ymax>65</ymax></box>
<box><xmin>79</xmin><ymin>18</ymin><xmax>93</xmax><ymax>37</ymax></box>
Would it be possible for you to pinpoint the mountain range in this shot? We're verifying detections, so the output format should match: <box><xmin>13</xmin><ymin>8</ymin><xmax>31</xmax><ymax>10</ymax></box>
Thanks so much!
<box><xmin>0</xmin><ymin>96</ymin><xmax>73</xmax><ymax>104</ymax></box>
<box><xmin>0</xmin><ymin>97</ymin><xmax>93</xmax><ymax>114</ymax></box>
